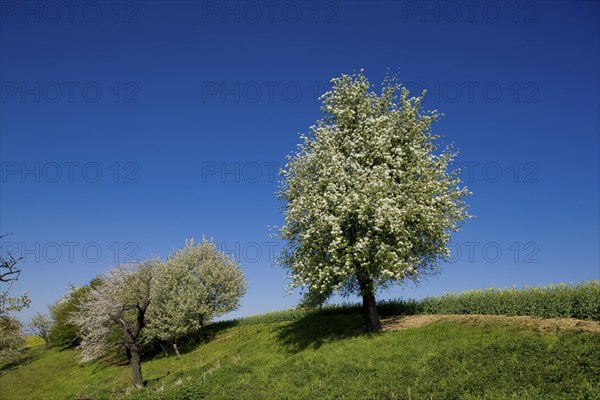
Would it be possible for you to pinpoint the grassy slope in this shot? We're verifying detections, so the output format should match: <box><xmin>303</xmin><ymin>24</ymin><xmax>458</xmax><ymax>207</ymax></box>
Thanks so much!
<box><xmin>1</xmin><ymin>313</ymin><xmax>599</xmax><ymax>400</ymax></box>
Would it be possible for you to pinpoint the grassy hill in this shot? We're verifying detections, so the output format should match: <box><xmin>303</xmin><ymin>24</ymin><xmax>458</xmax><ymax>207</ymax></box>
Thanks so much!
<box><xmin>1</xmin><ymin>282</ymin><xmax>599</xmax><ymax>400</ymax></box>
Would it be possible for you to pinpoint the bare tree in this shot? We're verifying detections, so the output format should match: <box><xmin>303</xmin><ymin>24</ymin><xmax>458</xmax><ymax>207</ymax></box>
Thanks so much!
<box><xmin>1</xmin><ymin>234</ymin><xmax>30</xmax><ymax>318</ymax></box>
<box><xmin>70</xmin><ymin>260</ymin><xmax>158</xmax><ymax>388</ymax></box>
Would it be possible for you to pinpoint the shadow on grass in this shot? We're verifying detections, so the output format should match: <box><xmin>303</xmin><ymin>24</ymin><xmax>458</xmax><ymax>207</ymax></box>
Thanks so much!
<box><xmin>275</xmin><ymin>311</ymin><xmax>366</xmax><ymax>353</ymax></box>
<box><xmin>145</xmin><ymin>319</ymin><xmax>241</xmax><ymax>360</ymax></box>
<box><xmin>0</xmin><ymin>349</ymin><xmax>40</xmax><ymax>376</ymax></box>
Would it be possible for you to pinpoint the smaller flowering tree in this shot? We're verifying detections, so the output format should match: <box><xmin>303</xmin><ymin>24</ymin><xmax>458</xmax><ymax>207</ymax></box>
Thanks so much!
<box><xmin>0</xmin><ymin>317</ymin><xmax>25</xmax><ymax>361</ymax></box>
<box><xmin>70</xmin><ymin>260</ymin><xmax>158</xmax><ymax>388</ymax></box>
<box><xmin>277</xmin><ymin>70</ymin><xmax>470</xmax><ymax>331</ymax></box>
<box><xmin>146</xmin><ymin>238</ymin><xmax>246</xmax><ymax>357</ymax></box>
<box><xmin>28</xmin><ymin>312</ymin><xmax>53</xmax><ymax>347</ymax></box>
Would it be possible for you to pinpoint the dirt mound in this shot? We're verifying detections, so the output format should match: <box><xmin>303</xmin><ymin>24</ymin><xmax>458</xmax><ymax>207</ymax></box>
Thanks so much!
<box><xmin>381</xmin><ymin>314</ymin><xmax>600</xmax><ymax>334</ymax></box>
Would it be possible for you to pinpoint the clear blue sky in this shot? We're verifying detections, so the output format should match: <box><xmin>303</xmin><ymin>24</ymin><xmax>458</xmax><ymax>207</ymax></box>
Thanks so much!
<box><xmin>1</xmin><ymin>1</ymin><xmax>598</xmax><ymax>324</ymax></box>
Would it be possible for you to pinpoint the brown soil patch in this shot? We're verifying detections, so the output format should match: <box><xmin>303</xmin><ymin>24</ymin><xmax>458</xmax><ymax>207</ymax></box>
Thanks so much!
<box><xmin>381</xmin><ymin>314</ymin><xmax>600</xmax><ymax>334</ymax></box>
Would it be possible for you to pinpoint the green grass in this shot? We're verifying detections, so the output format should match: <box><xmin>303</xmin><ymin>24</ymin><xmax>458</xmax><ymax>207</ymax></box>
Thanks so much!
<box><xmin>2</xmin><ymin>281</ymin><xmax>598</xmax><ymax>399</ymax></box>
<box><xmin>1</xmin><ymin>313</ymin><xmax>599</xmax><ymax>400</ymax></box>
<box><xmin>25</xmin><ymin>336</ymin><xmax>45</xmax><ymax>348</ymax></box>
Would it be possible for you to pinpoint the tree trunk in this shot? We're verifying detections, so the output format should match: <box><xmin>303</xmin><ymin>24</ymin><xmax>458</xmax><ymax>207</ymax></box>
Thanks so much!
<box><xmin>172</xmin><ymin>342</ymin><xmax>181</xmax><ymax>358</ymax></box>
<box><xmin>128</xmin><ymin>344</ymin><xmax>144</xmax><ymax>388</ymax></box>
<box><xmin>362</xmin><ymin>291</ymin><xmax>382</xmax><ymax>332</ymax></box>
<box><xmin>112</xmin><ymin>280</ymin><xmax>151</xmax><ymax>389</ymax></box>
<box><xmin>160</xmin><ymin>344</ymin><xmax>169</xmax><ymax>357</ymax></box>
<box><xmin>357</xmin><ymin>274</ymin><xmax>382</xmax><ymax>332</ymax></box>
<box><xmin>125</xmin><ymin>346</ymin><xmax>132</xmax><ymax>363</ymax></box>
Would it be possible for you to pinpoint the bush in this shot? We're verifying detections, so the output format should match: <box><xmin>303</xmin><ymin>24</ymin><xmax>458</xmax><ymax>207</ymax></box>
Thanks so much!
<box><xmin>47</xmin><ymin>277</ymin><xmax>102</xmax><ymax>348</ymax></box>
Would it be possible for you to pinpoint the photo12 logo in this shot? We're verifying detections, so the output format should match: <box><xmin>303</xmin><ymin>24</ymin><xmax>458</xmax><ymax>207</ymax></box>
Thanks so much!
<box><xmin>399</xmin><ymin>1</ymin><xmax>540</xmax><ymax>24</ymax></box>
<box><xmin>217</xmin><ymin>241</ymin><xmax>281</xmax><ymax>265</ymax></box>
<box><xmin>199</xmin><ymin>80</ymin><xmax>345</xmax><ymax>104</ymax></box>
<box><xmin>0</xmin><ymin>241</ymin><xmax>140</xmax><ymax>264</ymax></box>
<box><xmin>201</xmin><ymin>161</ymin><xmax>281</xmax><ymax>183</ymax></box>
<box><xmin>199</xmin><ymin>1</ymin><xmax>340</xmax><ymax>24</ymax></box>
<box><xmin>1</xmin><ymin>81</ymin><xmax>140</xmax><ymax>104</ymax></box>
<box><xmin>1</xmin><ymin>161</ymin><xmax>140</xmax><ymax>184</ymax></box>
<box><xmin>455</xmin><ymin>161</ymin><xmax>540</xmax><ymax>184</ymax></box>
<box><xmin>0</xmin><ymin>1</ymin><xmax>140</xmax><ymax>24</ymax></box>
<box><xmin>201</xmin><ymin>81</ymin><xmax>306</xmax><ymax>104</ymax></box>
<box><xmin>446</xmin><ymin>241</ymin><xmax>540</xmax><ymax>264</ymax></box>
<box><xmin>400</xmin><ymin>81</ymin><xmax>540</xmax><ymax>104</ymax></box>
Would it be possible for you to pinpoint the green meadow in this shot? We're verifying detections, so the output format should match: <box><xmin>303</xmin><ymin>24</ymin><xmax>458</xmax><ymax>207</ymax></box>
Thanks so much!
<box><xmin>1</xmin><ymin>281</ymin><xmax>599</xmax><ymax>400</ymax></box>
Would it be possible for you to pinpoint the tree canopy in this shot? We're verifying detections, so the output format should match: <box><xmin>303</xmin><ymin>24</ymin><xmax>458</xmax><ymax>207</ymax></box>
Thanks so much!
<box><xmin>277</xmin><ymin>70</ymin><xmax>470</xmax><ymax>331</ymax></box>
<box><xmin>146</xmin><ymin>238</ymin><xmax>247</xmax><ymax>356</ymax></box>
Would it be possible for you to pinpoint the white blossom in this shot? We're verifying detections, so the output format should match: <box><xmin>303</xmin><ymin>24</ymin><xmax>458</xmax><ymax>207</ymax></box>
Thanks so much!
<box><xmin>277</xmin><ymin>70</ymin><xmax>471</xmax><ymax>301</ymax></box>
<box><xmin>145</xmin><ymin>238</ymin><xmax>246</xmax><ymax>349</ymax></box>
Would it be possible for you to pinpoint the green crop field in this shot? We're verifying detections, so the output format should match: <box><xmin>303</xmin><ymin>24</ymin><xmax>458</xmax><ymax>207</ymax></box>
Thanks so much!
<box><xmin>1</xmin><ymin>281</ymin><xmax>599</xmax><ymax>400</ymax></box>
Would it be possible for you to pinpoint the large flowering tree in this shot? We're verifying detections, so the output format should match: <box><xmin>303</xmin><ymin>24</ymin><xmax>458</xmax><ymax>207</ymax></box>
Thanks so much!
<box><xmin>278</xmin><ymin>71</ymin><xmax>470</xmax><ymax>331</ymax></box>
